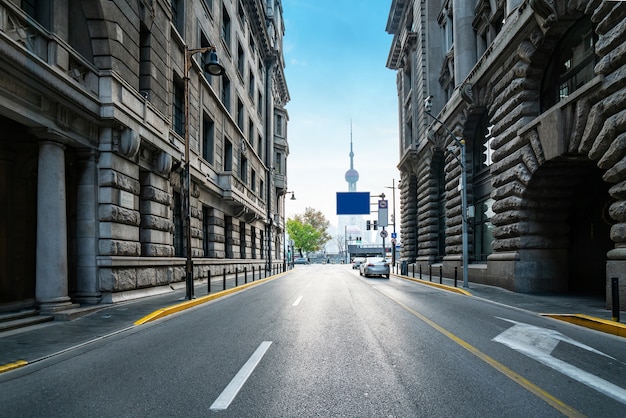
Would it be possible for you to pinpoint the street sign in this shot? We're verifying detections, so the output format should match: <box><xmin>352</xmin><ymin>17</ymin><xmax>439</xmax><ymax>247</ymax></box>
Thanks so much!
<box><xmin>378</xmin><ymin>200</ymin><xmax>389</xmax><ymax>227</ymax></box>
<box><xmin>391</xmin><ymin>232</ymin><xmax>397</xmax><ymax>239</ymax></box>
<box><xmin>380</xmin><ymin>230</ymin><xmax>388</xmax><ymax>238</ymax></box>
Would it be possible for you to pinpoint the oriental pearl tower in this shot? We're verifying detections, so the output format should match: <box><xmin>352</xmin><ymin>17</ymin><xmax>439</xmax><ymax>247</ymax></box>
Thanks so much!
<box><xmin>345</xmin><ymin>132</ymin><xmax>359</xmax><ymax>192</ymax></box>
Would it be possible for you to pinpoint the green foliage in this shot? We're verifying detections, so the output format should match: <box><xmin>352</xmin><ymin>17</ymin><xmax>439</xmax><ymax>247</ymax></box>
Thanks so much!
<box><xmin>286</xmin><ymin>207</ymin><xmax>331</xmax><ymax>256</ymax></box>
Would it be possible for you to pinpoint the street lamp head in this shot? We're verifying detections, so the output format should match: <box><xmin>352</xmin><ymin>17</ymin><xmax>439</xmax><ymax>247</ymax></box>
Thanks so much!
<box><xmin>205</xmin><ymin>50</ymin><xmax>225</xmax><ymax>76</ymax></box>
<box><xmin>424</xmin><ymin>95</ymin><xmax>433</xmax><ymax>113</ymax></box>
<box><xmin>290</xmin><ymin>193</ymin><xmax>296</xmax><ymax>200</ymax></box>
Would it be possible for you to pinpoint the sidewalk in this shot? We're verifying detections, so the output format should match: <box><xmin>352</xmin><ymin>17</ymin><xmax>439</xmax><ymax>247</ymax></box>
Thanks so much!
<box><xmin>1</xmin><ymin>268</ymin><xmax>625</xmax><ymax>373</ymax></box>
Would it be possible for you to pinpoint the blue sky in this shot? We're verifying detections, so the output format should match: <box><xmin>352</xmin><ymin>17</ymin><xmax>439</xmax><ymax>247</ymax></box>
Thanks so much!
<box><xmin>282</xmin><ymin>0</ymin><xmax>400</xmax><ymax>230</ymax></box>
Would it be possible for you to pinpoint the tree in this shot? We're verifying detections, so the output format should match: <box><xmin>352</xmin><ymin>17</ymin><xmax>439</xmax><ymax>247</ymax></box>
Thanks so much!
<box><xmin>287</xmin><ymin>207</ymin><xmax>331</xmax><ymax>256</ymax></box>
<box><xmin>335</xmin><ymin>233</ymin><xmax>346</xmax><ymax>261</ymax></box>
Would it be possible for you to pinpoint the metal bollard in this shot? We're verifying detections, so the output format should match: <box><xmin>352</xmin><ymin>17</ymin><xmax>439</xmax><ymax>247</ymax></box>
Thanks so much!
<box><xmin>223</xmin><ymin>268</ymin><xmax>226</xmax><ymax>290</ymax></box>
<box><xmin>454</xmin><ymin>267</ymin><xmax>458</xmax><ymax>288</ymax></box>
<box><xmin>244</xmin><ymin>267</ymin><xmax>248</xmax><ymax>284</ymax></box>
<box><xmin>419</xmin><ymin>264</ymin><xmax>422</xmax><ymax>280</ymax></box>
<box><xmin>439</xmin><ymin>266</ymin><xmax>442</xmax><ymax>284</ymax></box>
<box><xmin>208</xmin><ymin>270</ymin><xmax>211</xmax><ymax>294</ymax></box>
<box><xmin>235</xmin><ymin>269</ymin><xmax>238</xmax><ymax>287</ymax></box>
<box><xmin>429</xmin><ymin>265</ymin><xmax>432</xmax><ymax>282</ymax></box>
<box><xmin>612</xmin><ymin>277</ymin><xmax>620</xmax><ymax>322</ymax></box>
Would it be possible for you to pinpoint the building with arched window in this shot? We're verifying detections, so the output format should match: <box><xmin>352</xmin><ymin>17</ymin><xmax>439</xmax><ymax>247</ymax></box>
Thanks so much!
<box><xmin>0</xmin><ymin>0</ymin><xmax>289</xmax><ymax>315</ymax></box>
<box><xmin>387</xmin><ymin>0</ymin><xmax>625</xmax><ymax>309</ymax></box>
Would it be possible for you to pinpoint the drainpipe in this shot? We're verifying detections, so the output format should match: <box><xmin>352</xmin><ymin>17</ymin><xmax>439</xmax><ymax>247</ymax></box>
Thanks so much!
<box><xmin>265</xmin><ymin>54</ymin><xmax>276</xmax><ymax>272</ymax></box>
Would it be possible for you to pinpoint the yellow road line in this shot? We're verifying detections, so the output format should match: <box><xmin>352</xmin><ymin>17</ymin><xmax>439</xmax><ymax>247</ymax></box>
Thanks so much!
<box><xmin>377</xmin><ymin>289</ymin><xmax>586</xmax><ymax>418</ymax></box>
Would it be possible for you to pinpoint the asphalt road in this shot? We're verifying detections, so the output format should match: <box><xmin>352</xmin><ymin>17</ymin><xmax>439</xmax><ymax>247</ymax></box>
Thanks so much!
<box><xmin>1</xmin><ymin>265</ymin><xmax>625</xmax><ymax>417</ymax></box>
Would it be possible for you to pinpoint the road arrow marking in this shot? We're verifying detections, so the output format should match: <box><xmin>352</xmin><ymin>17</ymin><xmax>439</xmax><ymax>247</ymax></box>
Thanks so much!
<box><xmin>494</xmin><ymin>318</ymin><xmax>626</xmax><ymax>405</ymax></box>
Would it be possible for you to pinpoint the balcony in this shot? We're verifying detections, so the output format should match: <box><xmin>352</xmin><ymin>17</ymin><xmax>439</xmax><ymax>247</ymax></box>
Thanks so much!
<box><xmin>218</xmin><ymin>171</ymin><xmax>265</xmax><ymax>221</ymax></box>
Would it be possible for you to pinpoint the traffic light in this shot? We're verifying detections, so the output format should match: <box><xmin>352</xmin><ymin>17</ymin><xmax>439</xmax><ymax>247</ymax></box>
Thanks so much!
<box><xmin>373</xmin><ymin>220</ymin><xmax>378</xmax><ymax>230</ymax></box>
<box><xmin>366</xmin><ymin>220</ymin><xmax>371</xmax><ymax>230</ymax></box>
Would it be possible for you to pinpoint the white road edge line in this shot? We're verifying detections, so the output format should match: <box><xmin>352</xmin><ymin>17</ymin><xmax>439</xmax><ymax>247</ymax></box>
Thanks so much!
<box><xmin>292</xmin><ymin>295</ymin><xmax>303</xmax><ymax>306</ymax></box>
<box><xmin>210</xmin><ymin>341</ymin><xmax>273</xmax><ymax>411</ymax></box>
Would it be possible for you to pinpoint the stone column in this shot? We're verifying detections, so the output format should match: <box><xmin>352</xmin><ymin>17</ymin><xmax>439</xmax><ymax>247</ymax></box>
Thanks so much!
<box><xmin>453</xmin><ymin>0</ymin><xmax>477</xmax><ymax>87</ymax></box>
<box><xmin>36</xmin><ymin>140</ymin><xmax>75</xmax><ymax>312</ymax></box>
<box><xmin>74</xmin><ymin>150</ymin><xmax>101</xmax><ymax>304</ymax></box>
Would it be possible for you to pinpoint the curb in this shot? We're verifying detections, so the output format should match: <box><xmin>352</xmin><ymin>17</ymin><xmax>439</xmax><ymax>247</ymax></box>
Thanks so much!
<box><xmin>0</xmin><ymin>360</ymin><xmax>28</xmax><ymax>373</ymax></box>
<box><xmin>393</xmin><ymin>274</ymin><xmax>625</xmax><ymax>339</ymax></box>
<box><xmin>392</xmin><ymin>274</ymin><xmax>473</xmax><ymax>296</ymax></box>
<box><xmin>134</xmin><ymin>272</ymin><xmax>288</xmax><ymax>325</ymax></box>
<box><xmin>0</xmin><ymin>272</ymin><xmax>290</xmax><ymax>374</ymax></box>
<box><xmin>541</xmin><ymin>314</ymin><xmax>626</xmax><ymax>338</ymax></box>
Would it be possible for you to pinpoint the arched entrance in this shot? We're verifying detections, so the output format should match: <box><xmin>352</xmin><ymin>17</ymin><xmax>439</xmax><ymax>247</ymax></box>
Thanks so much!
<box><xmin>521</xmin><ymin>159</ymin><xmax>612</xmax><ymax>295</ymax></box>
<box><xmin>0</xmin><ymin>117</ymin><xmax>38</xmax><ymax>309</ymax></box>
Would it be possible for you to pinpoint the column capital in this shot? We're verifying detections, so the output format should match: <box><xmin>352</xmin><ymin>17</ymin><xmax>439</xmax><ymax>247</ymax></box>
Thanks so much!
<box><xmin>30</xmin><ymin>127</ymin><xmax>71</xmax><ymax>145</ymax></box>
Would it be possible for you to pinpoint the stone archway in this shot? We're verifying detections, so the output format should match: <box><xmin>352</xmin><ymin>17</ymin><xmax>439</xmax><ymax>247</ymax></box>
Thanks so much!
<box><xmin>517</xmin><ymin>158</ymin><xmax>612</xmax><ymax>294</ymax></box>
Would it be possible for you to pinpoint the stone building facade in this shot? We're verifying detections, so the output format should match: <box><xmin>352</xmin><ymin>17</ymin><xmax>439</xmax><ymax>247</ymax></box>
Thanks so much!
<box><xmin>0</xmin><ymin>0</ymin><xmax>289</xmax><ymax>313</ymax></box>
<box><xmin>387</xmin><ymin>0</ymin><xmax>626</xmax><ymax>308</ymax></box>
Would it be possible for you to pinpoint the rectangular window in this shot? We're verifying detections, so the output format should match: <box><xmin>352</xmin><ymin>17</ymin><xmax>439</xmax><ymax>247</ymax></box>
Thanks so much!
<box><xmin>260</xmin><ymin>178</ymin><xmax>265</xmax><ymax>200</ymax></box>
<box><xmin>224</xmin><ymin>139</ymin><xmax>233</xmax><ymax>171</ymax></box>
<box><xmin>237</xmin><ymin>42</ymin><xmax>245</xmax><ymax>77</ymax></box>
<box><xmin>260</xmin><ymin>230</ymin><xmax>264</xmax><ymax>260</ymax></box>
<box><xmin>221</xmin><ymin>75</ymin><xmax>231</xmax><ymax>112</ymax></box>
<box><xmin>202</xmin><ymin>206</ymin><xmax>210</xmax><ymax>257</ymax></box>
<box><xmin>172</xmin><ymin>0</ymin><xmax>184</xmax><ymax>35</ymax></box>
<box><xmin>248</xmin><ymin>70</ymin><xmax>255</xmax><ymax>100</ymax></box>
<box><xmin>251</xmin><ymin>227</ymin><xmax>257</xmax><ymax>259</ymax></box>
<box><xmin>257</xmin><ymin>90</ymin><xmax>263</xmax><ymax>116</ymax></box>
<box><xmin>275</xmin><ymin>114</ymin><xmax>284</xmax><ymax>137</ymax></box>
<box><xmin>275</xmin><ymin>152</ymin><xmax>282</xmax><ymax>174</ymax></box>
<box><xmin>240</xmin><ymin>221</ymin><xmax>246</xmax><ymax>259</ymax></box>
<box><xmin>202</xmin><ymin>114</ymin><xmax>215</xmax><ymax>164</ymax></box>
<box><xmin>222</xmin><ymin>6</ymin><xmax>231</xmax><ymax>51</ymax></box>
<box><xmin>225</xmin><ymin>216</ymin><xmax>233</xmax><ymax>258</ymax></box>
<box><xmin>240</xmin><ymin>155</ymin><xmax>248</xmax><ymax>183</ymax></box>
<box><xmin>139</xmin><ymin>22</ymin><xmax>152</xmax><ymax>96</ymax></box>
<box><xmin>238</xmin><ymin>0</ymin><xmax>245</xmax><ymax>23</ymax></box>
<box><xmin>251</xmin><ymin>169</ymin><xmax>256</xmax><ymax>192</ymax></box>
<box><xmin>257</xmin><ymin>134</ymin><xmax>263</xmax><ymax>160</ymax></box>
<box><xmin>237</xmin><ymin>98</ymin><xmax>244</xmax><ymax>130</ymax></box>
<box><xmin>173</xmin><ymin>78</ymin><xmax>185</xmax><ymax>136</ymax></box>
<box><xmin>173</xmin><ymin>192</ymin><xmax>183</xmax><ymax>257</ymax></box>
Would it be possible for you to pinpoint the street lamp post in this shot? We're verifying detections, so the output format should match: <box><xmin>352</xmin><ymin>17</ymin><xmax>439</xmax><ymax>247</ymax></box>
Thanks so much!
<box><xmin>183</xmin><ymin>46</ymin><xmax>225</xmax><ymax>300</ymax></box>
<box><xmin>424</xmin><ymin>96</ymin><xmax>469</xmax><ymax>288</ymax></box>
<box><xmin>385</xmin><ymin>179</ymin><xmax>397</xmax><ymax>265</ymax></box>
<box><xmin>283</xmin><ymin>191</ymin><xmax>296</xmax><ymax>271</ymax></box>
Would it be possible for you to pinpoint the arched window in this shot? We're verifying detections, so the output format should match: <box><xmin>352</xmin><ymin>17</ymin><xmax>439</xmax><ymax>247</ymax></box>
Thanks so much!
<box><xmin>540</xmin><ymin>18</ymin><xmax>597</xmax><ymax>112</ymax></box>
<box><xmin>471</xmin><ymin>113</ymin><xmax>494</xmax><ymax>262</ymax></box>
<box><xmin>433</xmin><ymin>151</ymin><xmax>446</xmax><ymax>261</ymax></box>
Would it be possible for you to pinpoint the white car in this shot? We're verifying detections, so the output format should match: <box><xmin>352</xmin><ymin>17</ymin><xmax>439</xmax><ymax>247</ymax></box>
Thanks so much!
<box><xmin>359</xmin><ymin>257</ymin><xmax>390</xmax><ymax>278</ymax></box>
<box><xmin>351</xmin><ymin>257</ymin><xmax>366</xmax><ymax>269</ymax></box>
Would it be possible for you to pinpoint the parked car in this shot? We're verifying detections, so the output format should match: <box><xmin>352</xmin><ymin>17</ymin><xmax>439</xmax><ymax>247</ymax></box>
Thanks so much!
<box><xmin>293</xmin><ymin>257</ymin><xmax>309</xmax><ymax>265</ymax></box>
<box><xmin>359</xmin><ymin>257</ymin><xmax>390</xmax><ymax>278</ymax></box>
<box><xmin>351</xmin><ymin>257</ymin><xmax>366</xmax><ymax>269</ymax></box>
